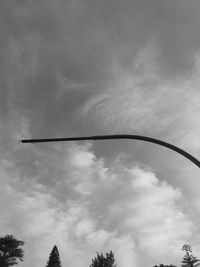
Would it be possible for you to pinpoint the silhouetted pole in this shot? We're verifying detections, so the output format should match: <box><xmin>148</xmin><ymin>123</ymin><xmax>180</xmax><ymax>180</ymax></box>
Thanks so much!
<box><xmin>21</xmin><ymin>135</ymin><xmax>200</xmax><ymax>168</ymax></box>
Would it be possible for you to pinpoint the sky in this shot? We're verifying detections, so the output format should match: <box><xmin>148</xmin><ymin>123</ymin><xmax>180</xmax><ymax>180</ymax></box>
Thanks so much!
<box><xmin>1</xmin><ymin>0</ymin><xmax>200</xmax><ymax>266</ymax></box>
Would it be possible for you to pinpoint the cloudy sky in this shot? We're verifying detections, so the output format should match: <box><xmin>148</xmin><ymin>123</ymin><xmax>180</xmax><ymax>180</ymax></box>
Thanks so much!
<box><xmin>1</xmin><ymin>1</ymin><xmax>200</xmax><ymax>266</ymax></box>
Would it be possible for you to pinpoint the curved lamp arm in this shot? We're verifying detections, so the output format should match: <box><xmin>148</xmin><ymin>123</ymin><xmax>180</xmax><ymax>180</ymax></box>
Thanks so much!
<box><xmin>21</xmin><ymin>135</ymin><xmax>200</xmax><ymax>168</ymax></box>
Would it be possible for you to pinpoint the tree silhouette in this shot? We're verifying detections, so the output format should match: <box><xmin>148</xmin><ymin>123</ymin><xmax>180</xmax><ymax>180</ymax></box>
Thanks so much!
<box><xmin>90</xmin><ymin>251</ymin><xmax>117</xmax><ymax>267</ymax></box>
<box><xmin>0</xmin><ymin>234</ymin><xmax>24</xmax><ymax>267</ymax></box>
<box><xmin>46</xmin><ymin>245</ymin><xmax>62</xmax><ymax>267</ymax></box>
<box><xmin>181</xmin><ymin>244</ymin><xmax>200</xmax><ymax>267</ymax></box>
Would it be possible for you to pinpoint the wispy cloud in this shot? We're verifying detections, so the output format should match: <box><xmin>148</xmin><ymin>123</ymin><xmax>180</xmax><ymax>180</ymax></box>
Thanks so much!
<box><xmin>79</xmin><ymin>43</ymin><xmax>200</xmax><ymax>149</ymax></box>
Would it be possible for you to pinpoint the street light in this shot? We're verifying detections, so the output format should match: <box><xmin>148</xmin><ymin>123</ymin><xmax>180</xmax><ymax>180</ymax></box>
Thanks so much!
<box><xmin>21</xmin><ymin>134</ymin><xmax>200</xmax><ymax>168</ymax></box>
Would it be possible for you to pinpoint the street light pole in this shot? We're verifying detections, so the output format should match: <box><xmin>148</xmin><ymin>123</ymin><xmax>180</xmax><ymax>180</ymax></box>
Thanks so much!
<box><xmin>21</xmin><ymin>134</ymin><xmax>200</xmax><ymax>168</ymax></box>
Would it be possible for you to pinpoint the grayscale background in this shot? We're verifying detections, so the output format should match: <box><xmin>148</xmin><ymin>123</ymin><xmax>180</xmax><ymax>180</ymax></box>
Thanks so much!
<box><xmin>1</xmin><ymin>1</ymin><xmax>200</xmax><ymax>266</ymax></box>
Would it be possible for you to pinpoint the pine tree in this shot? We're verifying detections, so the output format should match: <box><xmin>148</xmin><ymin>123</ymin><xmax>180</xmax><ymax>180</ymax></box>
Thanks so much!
<box><xmin>90</xmin><ymin>251</ymin><xmax>116</xmax><ymax>267</ymax></box>
<box><xmin>46</xmin><ymin>245</ymin><xmax>62</xmax><ymax>267</ymax></box>
<box><xmin>0</xmin><ymin>234</ymin><xmax>24</xmax><ymax>267</ymax></box>
<box><xmin>181</xmin><ymin>244</ymin><xmax>200</xmax><ymax>267</ymax></box>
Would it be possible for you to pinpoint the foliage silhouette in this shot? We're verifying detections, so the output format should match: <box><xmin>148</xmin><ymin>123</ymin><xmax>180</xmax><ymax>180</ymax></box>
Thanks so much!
<box><xmin>0</xmin><ymin>234</ymin><xmax>24</xmax><ymax>267</ymax></box>
<box><xmin>90</xmin><ymin>251</ymin><xmax>116</xmax><ymax>267</ymax></box>
<box><xmin>181</xmin><ymin>244</ymin><xmax>200</xmax><ymax>267</ymax></box>
<box><xmin>46</xmin><ymin>245</ymin><xmax>62</xmax><ymax>267</ymax></box>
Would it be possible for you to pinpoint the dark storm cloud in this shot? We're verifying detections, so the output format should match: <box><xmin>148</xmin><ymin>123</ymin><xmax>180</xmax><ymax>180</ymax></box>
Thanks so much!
<box><xmin>0</xmin><ymin>0</ymin><xmax>199</xmax><ymax>174</ymax></box>
<box><xmin>1</xmin><ymin>0</ymin><xmax>200</xmax><ymax>183</ymax></box>
<box><xmin>1</xmin><ymin>0</ymin><xmax>200</xmax><ymax>95</ymax></box>
<box><xmin>1</xmin><ymin>2</ymin><xmax>200</xmax><ymax>95</ymax></box>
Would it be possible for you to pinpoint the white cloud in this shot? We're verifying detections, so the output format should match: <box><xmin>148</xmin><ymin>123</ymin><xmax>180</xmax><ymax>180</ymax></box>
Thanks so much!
<box><xmin>69</xmin><ymin>145</ymin><xmax>95</xmax><ymax>168</ymax></box>
<box><xmin>108</xmin><ymin>236</ymin><xmax>139</xmax><ymax>267</ymax></box>
<box><xmin>86</xmin><ymin>229</ymin><xmax>112</xmax><ymax>249</ymax></box>
<box><xmin>75</xmin><ymin>219</ymin><xmax>95</xmax><ymax>238</ymax></box>
<box><xmin>0</xmin><ymin>143</ymin><xmax>196</xmax><ymax>267</ymax></box>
